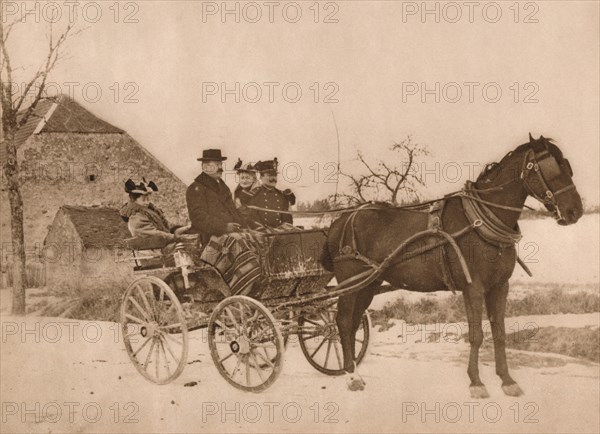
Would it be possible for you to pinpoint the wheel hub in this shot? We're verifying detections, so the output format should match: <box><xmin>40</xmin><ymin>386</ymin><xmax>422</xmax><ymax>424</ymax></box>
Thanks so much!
<box><xmin>324</xmin><ymin>324</ymin><xmax>338</xmax><ymax>339</ymax></box>
<box><xmin>141</xmin><ymin>322</ymin><xmax>159</xmax><ymax>338</ymax></box>
<box><xmin>231</xmin><ymin>335</ymin><xmax>251</xmax><ymax>355</ymax></box>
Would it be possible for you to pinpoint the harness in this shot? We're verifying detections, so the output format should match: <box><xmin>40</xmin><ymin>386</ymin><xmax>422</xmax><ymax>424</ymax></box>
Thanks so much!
<box><xmin>327</xmin><ymin>143</ymin><xmax>574</xmax><ymax>294</ymax></box>
<box><xmin>261</xmin><ymin>142</ymin><xmax>575</xmax><ymax>299</ymax></box>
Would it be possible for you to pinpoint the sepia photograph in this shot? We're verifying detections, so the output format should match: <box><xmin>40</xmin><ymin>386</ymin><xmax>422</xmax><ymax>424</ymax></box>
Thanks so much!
<box><xmin>1</xmin><ymin>0</ymin><xmax>598</xmax><ymax>432</ymax></box>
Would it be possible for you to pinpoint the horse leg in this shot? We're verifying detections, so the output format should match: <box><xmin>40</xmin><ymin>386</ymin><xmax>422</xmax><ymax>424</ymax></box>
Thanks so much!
<box><xmin>336</xmin><ymin>292</ymin><xmax>365</xmax><ymax>391</ymax></box>
<box><xmin>344</xmin><ymin>286</ymin><xmax>375</xmax><ymax>386</ymax></box>
<box><xmin>463</xmin><ymin>283</ymin><xmax>489</xmax><ymax>398</ymax></box>
<box><xmin>485</xmin><ymin>282</ymin><xmax>524</xmax><ymax>397</ymax></box>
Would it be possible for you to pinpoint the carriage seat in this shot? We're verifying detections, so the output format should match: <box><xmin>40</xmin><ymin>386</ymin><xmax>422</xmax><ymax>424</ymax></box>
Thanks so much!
<box><xmin>122</xmin><ymin>236</ymin><xmax>171</xmax><ymax>271</ymax></box>
<box><xmin>123</xmin><ymin>236</ymin><xmax>170</xmax><ymax>251</ymax></box>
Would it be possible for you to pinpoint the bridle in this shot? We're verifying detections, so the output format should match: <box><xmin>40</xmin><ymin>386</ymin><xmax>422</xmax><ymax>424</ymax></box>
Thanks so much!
<box><xmin>519</xmin><ymin>145</ymin><xmax>576</xmax><ymax>217</ymax></box>
<box><xmin>466</xmin><ymin>141</ymin><xmax>576</xmax><ymax>221</ymax></box>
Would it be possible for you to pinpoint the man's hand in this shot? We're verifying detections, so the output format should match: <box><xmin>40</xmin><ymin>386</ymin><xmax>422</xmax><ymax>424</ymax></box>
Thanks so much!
<box><xmin>174</xmin><ymin>225</ymin><xmax>191</xmax><ymax>235</ymax></box>
<box><xmin>226</xmin><ymin>222</ymin><xmax>242</xmax><ymax>233</ymax></box>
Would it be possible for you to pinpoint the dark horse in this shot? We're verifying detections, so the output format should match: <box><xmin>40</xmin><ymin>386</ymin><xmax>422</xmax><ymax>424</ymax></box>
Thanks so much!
<box><xmin>322</xmin><ymin>135</ymin><xmax>583</xmax><ymax>398</ymax></box>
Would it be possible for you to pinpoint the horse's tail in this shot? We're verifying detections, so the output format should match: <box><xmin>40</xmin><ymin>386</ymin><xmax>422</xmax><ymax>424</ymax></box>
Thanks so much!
<box><xmin>320</xmin><ymin>241</ymin><xmax>334</xmax><ymax>272</ymax></box>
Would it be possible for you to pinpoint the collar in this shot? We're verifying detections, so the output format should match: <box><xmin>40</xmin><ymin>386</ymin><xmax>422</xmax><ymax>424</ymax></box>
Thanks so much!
<box><xmin>196</xmin><ymin>172</ymin><xmax>223</xmax><ymax>189</ymax></box>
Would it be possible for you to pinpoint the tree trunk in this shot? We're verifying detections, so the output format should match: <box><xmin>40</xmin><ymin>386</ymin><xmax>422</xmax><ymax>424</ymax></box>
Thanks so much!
<box><xmin>3</xmin><ymin>131</ymin><xmax>26</xmax><ymax>315</ymax></box>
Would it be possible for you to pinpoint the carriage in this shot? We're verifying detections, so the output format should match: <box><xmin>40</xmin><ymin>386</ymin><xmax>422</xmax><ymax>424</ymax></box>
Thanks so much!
<box><xmin>119</xmin><ymin>229</ymin><xmax>371</xmax><ymax>392</ymax></box>
<box><xmin>119</xmin><ymin>135</ymin><xmax>581</xmax><ymax>398</ymax></box>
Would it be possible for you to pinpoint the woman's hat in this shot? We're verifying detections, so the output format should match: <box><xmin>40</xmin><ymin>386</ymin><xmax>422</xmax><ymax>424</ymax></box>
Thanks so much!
<box><xmin>197</xmin><ymin>148</ymin><xmax>227</xmax><ymax>162</ymax></box>
<box><xmin>125</xmin><ymin>178</ymin><xmax>158</xmax><ymax>195</ymax></box>
<box><xmin>234</xmin><ymin>158</ymin><xmax>256</xmax><ymax>173</ymax></box>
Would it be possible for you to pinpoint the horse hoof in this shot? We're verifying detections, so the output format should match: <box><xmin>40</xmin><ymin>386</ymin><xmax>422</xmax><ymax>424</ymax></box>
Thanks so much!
<box><xmin>502</xmin><ymin>382</ymin><xmax>524</xmax><ymax>397</ymax></box>
<box><xmin>346</xmin><ymin>372</ymin><xmax>366</xmax><ymax>391</ymax></box>
<box><xmin>469</xmin><ymin>384</ymin><xmax>490</xmax><ymax>399</ymax></box>
<box><xmin>347</xmin><ymin>378</ymin><xmax>366</xmax><ymax>391</ymax></box>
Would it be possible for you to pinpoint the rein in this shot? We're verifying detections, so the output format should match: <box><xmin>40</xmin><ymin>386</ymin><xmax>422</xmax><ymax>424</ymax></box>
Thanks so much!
<box><xmin>271</xmin><ymin>142</ymin><xmax>576</xmax><ymax>302</ymax></box>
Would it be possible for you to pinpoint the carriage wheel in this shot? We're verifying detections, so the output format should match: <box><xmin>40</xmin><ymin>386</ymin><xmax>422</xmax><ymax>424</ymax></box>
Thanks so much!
<box><xmin>208</xmin><ymin>295</ymin><xmax>284</xmax><ymax>392</ymax></box>
<box><xmin>298</xmin><ymin>307</ymin><xmax>371</xmax><ymax>376</ymax></box>
<box><xmin>120</xmin><ymin>276</ymin><xmax>189</xmax><ymax>385</ymax></box>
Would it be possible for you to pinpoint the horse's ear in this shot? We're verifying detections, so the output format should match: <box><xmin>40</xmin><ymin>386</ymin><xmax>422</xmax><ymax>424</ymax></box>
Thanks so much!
<box><xmin>540</xmin><ymin>135</ymin><xmax>545</xmax><ymax>141</ymax></box>
<box><xmin>529</xmin><ymin>133</ymin><xmax>534</xmax><ymax>143</ymax></box>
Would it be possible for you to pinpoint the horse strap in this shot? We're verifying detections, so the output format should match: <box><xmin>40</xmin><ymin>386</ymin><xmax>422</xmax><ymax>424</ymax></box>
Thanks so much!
<box><xmin>517</xmin><ymin>256</ymin><xmax>533</xmax><ymax>277</ymax></box>
<box><xmin>428</xmin><ymin>200</ymin><xmax>444</xmax><ymax>230</ymax></box>
<box><xmin>426</xmin><ymin>200</ymin><xmax>473</xmax><ymax>292</ymax></box>
<box><xmin>461</xmin><ymin>181</ymin><xmax>522</xmax><ymax>247</ymax></box>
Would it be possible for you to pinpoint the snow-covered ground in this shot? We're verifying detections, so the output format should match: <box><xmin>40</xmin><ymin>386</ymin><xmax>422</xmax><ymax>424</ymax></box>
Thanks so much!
<box><xmin>1</xmin><ymin>314</ymin><xmax>598</xmax><ymax>433</ymax></box>
<box><xmin>1</xmin><ymin>215</ymin><xmax>598</xmax><ymax>433</ymax></box>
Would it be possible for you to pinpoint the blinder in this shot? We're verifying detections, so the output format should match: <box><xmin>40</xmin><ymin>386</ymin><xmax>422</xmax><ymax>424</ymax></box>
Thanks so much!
<box><xmin>537</xmin><ymin>152</ymin><xmax>563</xmax><ymax>181</ymax></box>
<box><xmin>521</xmin><ymin>145</ymin><xmax>576</xmax><ymax>220</ymax></box>
<box><xmin>536</xmin><ymin>152</ymin><xmax>573</xmax><ymax>181</ymax></box>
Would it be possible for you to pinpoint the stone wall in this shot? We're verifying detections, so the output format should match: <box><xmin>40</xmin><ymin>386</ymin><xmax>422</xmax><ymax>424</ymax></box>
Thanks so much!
<box><xmin>1</xmin><ymin>132</ymin><xmax>188</xmax><ymax>253</ymax></box>
<box><xmin>41</xmin><ymin>208</ymin><xmax>133</xmax><ymax>290</ymax></box>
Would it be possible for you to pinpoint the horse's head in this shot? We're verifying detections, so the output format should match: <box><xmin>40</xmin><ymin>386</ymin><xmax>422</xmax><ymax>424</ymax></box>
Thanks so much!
<box><xmin>521</xmin><ymin>134</ymin><xmax>583</xmax><ymax>225</ymax></box>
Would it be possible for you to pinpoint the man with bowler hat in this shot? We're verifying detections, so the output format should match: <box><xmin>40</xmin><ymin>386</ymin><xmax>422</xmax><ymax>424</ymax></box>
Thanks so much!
<box><xmin>186</xmin><ymin>149</ymin><xmax>261</xmax><ymax>295</ymax></box>
<box><xmin>186</xmin><ymin>149</ymin><xmax>245</xmax><ymax>244</ymax></box>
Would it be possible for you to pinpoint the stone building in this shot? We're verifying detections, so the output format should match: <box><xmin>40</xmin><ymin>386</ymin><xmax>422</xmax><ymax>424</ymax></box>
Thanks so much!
<box><xmin>43</xmin><ymin>206</ymin><xmax>133</xmax><ymax>289</ymax></box>
<box><xmin>0</xmin><ymin>95</ymin><xmax>187</xmax><ymax>286</ymax></box>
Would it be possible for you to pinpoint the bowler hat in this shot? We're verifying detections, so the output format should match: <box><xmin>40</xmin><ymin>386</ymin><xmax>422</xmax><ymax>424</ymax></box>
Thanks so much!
<box><xmin>197</xmin><ymin>149</ymin><xmax>227</xmax><ymax>162</ymax></box>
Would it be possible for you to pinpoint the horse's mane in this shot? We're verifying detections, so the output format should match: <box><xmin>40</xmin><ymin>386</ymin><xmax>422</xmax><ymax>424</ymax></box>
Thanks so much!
<box><xmin>476</xmin><ymin>137</ymin><xmax>556</xmax><ymax>182</ymax></box>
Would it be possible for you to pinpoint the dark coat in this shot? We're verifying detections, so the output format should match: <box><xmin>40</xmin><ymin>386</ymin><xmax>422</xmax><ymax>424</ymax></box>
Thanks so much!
<box><xmin>234</xmin><ymin>184</ymin><xmax>256</xmax><ymax>208</ymax></box>
<box><xmin>249</xmin><ymin>185</ymin><xmax>295</xmax><ymax>228</ymax></box>
<box><xmin>186</xmin><ymin>173</ymin><xmax>245</xmax><ymax>244</ymax></box>
<box><xmin>119</xmin><ymin>201</ymin><xmax>176</xmax><ymax>243</ymax></box>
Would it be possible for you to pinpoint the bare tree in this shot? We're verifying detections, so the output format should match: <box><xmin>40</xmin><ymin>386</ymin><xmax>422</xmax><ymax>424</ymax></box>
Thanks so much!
<box><xmin>0</xmin><ymin>13</ymin><xmax>77</xmax><ymax>314</ymax></box>
<box><xmin>335</xmin><ymin>136</ymin><xmax>429</xmax><ymax>206</ymax></box>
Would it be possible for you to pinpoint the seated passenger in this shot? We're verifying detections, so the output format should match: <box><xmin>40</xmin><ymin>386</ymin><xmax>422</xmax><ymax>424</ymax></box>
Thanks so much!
<box><xmin>233</xmin><ymin>159</ymin><xmax>259</xmax><ymax>208</ymax></box>
<box><xmin>249</xmin><ymin>158</ymin><xmax>296</xmax><ymax>229</ymax></box>
<box><xmin>186</xmin><ymin>149</ymin><xmax>263</xmax><ymax>296</ymax></box>
<box><xmin>120</xmin><ymin>178</ymin><xmax>190</xmax><ymax>249</ymax></box>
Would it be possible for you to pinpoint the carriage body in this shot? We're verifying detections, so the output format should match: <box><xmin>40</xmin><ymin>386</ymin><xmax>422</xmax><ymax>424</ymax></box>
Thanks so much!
<box><xmin>119</xmin><ymin>229</ymin><xmax>370</xmax><ymax>391</ymax></box>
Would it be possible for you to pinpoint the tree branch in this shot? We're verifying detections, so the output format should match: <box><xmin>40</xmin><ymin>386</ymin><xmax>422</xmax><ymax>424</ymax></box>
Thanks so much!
<box><xmin>16</xmin><ymin>22</ymin><xmax>74</xmax><ymax>123</ymax></box>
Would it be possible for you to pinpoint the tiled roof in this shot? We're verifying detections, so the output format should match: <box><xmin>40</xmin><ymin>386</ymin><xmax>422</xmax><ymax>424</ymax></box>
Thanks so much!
<box><xmin>60</xmin><ymin>205</ymin><xmax>131</xmax><ymax>248</ymax></box>
<box><xmin>13</xmin><ymin>95</ymin><xmax>123</xmax><ymax>148</ymax></box>
<box><xmin>14</xmin><ymin>98</ymin><xmax>56</xmax><ymax>147</ymax></box>
<box><xmin>41</xmin><ymin>95</ymin><xmax>124</xmax><ymax>134</ymax></box>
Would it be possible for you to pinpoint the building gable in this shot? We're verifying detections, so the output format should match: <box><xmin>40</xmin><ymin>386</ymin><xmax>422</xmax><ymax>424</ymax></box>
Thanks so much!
<box><xmin>57</xmin><ymin>205</ymin><xmax>131</xmax><ymax>249</ymax></box>
<box><xmin>12</xmin><ymin>95</ymin><xmax>124</xmax><ymax>150</ymax></box>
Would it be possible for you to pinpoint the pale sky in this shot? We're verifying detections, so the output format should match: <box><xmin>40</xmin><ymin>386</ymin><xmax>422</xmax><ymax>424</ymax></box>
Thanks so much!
<box><xmin>5</xmin><ymin>0</ymin><xmax>600</xmax><ymax>205</ymax></box>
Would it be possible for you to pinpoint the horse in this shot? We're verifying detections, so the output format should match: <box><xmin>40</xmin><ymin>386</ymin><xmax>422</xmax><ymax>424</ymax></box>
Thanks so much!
<box><xmin>321</xmin><ymin>134</ymin><xmax>583</xmax><ymax>398</ymax></box>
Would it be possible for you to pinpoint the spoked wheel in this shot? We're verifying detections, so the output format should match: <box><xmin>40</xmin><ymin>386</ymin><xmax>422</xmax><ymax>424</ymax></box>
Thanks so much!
<box><xmin>298</xmin><ymin>306</ymin><xmax>371</xmax><ymax>376</ymax></box>
<box><xmin>208</xmin><ymin>296</ymin><xmax>284</xmax><ymax>392</ymax></box>
<box><xmin>120</xmin><ymin>276</ymin><xmax>189</xmax><ymax>384</ymax></box>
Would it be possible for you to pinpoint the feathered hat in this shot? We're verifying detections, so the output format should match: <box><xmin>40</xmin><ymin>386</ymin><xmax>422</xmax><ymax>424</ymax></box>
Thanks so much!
<box><xmin>124</xmin><ymin>178</ymin><xmax>158</xmax><ymax>195</ymax></box>
<box><xmin>234</xmin><ymin>158</ymin><xmax>257</xmax><ymax>173</ymax></box>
